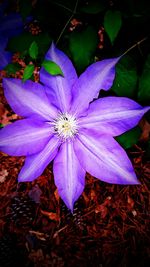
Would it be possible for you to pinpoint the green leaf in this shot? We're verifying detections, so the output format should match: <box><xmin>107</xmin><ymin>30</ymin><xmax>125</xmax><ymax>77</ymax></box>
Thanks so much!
<box><xmin>42</xmin><ymin>60</ymin><xmax>64</xmax><ymax>76</ymax></box>
<box><xmin>81</xmin><ymin>0</ymin><xmax>106</xmax><ymax>14</ymax></box>
<box><xmin>4</xmin><ymin>63</ymin><xmax>21</xmax><ymax>75</ymax></box>
<box><xmin>8</xmin><ymin>32</ymin><xmax>51</xmax><ymax>57</ymax></box>
<box><xmin>0</xmin><ymin>123</ymin><xmax>4</xmax><ymax>128</ymax></box>
<box><xmin>116</xmin><ymin>126</ymin><xmax>141</xmax><ymax>149</ymax></box>
<box><xmin>69</xmin><ymin>26</ymin><xmax>98</xmax><ymax>72</ymax></box>
<box><xmin>23</xmin><ymin>64</ymin><xmax>34</xmax><ymax>82</ymax></box>
<box><xmin>111</xmin><ymin>55</ymin><xmax>138</xmax><ymax>97</ymax></box>
<box><xmin>104</xmin><ymin>10</ymin><xmax>122</xmax><ymax>45</ymax></box>
<box><xmin>138</xmin><ymin>54</ymin><xmax>150</xmax><ymax>102</ymax></box>
<box><xmin>19</xmin><ymin>0</ymin><xmax>32</xmax><ymax>20</ymax></box>
<box><xmin>29</xmin><ymin>41</ymin><xmax>39</xmax><ymax>60</ymax></box>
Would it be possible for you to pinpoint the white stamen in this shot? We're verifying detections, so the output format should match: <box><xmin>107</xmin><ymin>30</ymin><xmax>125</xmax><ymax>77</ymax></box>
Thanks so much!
<box><xmin>52</xmin><ymin>113</ymin><xmax>78</xmax><ymax>139</ymax></box>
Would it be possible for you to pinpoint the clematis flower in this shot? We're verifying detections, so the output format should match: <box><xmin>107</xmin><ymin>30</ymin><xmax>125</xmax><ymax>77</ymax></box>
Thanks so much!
<box><xmin>0</xmin><ymin>44</ymin><xmax>149</xmax><ymax>211</ymax></box>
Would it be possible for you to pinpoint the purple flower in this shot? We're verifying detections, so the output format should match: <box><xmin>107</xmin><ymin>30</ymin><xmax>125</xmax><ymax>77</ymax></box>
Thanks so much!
<box><xmin>0</xmin><ymin>44</ymin><xmax>149</xmax><ymax>211</ymax></box>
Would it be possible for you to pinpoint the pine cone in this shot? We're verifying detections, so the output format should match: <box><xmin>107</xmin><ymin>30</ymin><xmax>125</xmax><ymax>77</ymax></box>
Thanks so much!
<box><xmin>61</xmin><ymin>201</ymin><xmax>84</xmax><ymax>230</ymax></box>
<box><xmin>10</xmin><ymin>195</ymin><xmax>37</xmax><ymax>226</ymax></box>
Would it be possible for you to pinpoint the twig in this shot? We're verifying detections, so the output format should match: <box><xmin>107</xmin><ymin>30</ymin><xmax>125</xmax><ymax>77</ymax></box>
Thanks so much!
<box><xmin>29</xmin><ymin>230</ymin><xmax>49</xmax><ymax>240</ymax></box>
<box><xmin>56</xmin><ymin>0</ymin><xmax>79</xmax><ymax>45</ymax></box>
<box><xmin>122</xmin><ymin>37</ymin><xmax>148</xmax><ymax>57</ymax></box>
<box><xmin>53</xmin><ymin>225</ymin><xmax>68</xmax><ymax>238</ymax></box>
<box><xmin>49</xmin><ymin>0</ymin><xmax>74</xmax><ymax>13</ymax></box>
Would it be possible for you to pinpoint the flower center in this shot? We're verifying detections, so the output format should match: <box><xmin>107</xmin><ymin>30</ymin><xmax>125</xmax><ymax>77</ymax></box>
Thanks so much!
<box><xmin>53</xmin><ymin>113</ymin><xmax>78</xmax><ymax>139</ymax></box>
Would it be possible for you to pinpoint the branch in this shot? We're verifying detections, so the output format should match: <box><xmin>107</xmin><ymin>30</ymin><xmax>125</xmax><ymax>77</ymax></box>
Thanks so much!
<box><xmin>122</xmin><ymin>37</ymin><xmax>148</xmax><ymax>57</ymax></box>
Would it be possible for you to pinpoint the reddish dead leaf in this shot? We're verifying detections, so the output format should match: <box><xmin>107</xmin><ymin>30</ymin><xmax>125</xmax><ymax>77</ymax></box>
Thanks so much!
<box><xmin>92</xmin><ymin>224</ymin><xmax>97</xmax><ymax>232</ymax></box>
<box><xmin>0</xmin><ymin>169</ymin><xmax>8</xmax><ymax>183</ymax></box>
<box><xmin>82</xmin><ymin>192</ymin><xmax>90</xmax><ymax>205</ymax></box>
<box><xmin>40</xmin><ymin>209</ymin><xmax>60</xmax><ymax>222</ymax></box>
<box><xmin>37</xmin><ymin>175</ymin><xmax>48</xmax><ymax>186</ymax></box>
<box><xmin>90</xmin><ymin>189</ymin><xmax>97</xmax><ymax>201</ymax></box>
<box><xmin>0</xmin><ymin>102</ymin><xmax>5</xmax><ymax>117</ymax></box>
<box><xmin>127</xmin><ymin>196</ymin><xmax>135</xmax><ymax>209</ymax></box>
<box><xmin>133</xmin><ymin>157</ymin><xmax>142</xmax><ymax>164</ymax></box>
<box><xmin>33</xmin><ymin>66</ymin><xmax>40</xmax><ymax>82</ymax></box>
<box><xmin>54</xmin><ymin>188</ymin><xmax>60</xmax><ymax>203</ymax></box>
<box><xmin>69</xmin><ymin>18</ymin><xmax>82</xmax><ymax>31</ymax></box>
<box><xmin>95</xmin><ymin>205</ymin><xmax>108</xmax><ymax>219</ymax></box>
<box><xmin>98</xmin><ymin>26</ymin><xmax>104</xmax><ymax>49</ymax></box>
<box><xmin>28</xmin><ymin>22</ymin><xmax>42</xmax><ymax>35</ymax></box>
<box><xmin>139</xmin><ymin>118</ymin><xmax>150</xmax><ymax>141</ymax></box>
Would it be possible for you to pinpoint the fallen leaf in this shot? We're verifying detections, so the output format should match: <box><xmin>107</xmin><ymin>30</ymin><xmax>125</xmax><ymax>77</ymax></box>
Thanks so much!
<box><xmin>40</xmin><ymin>209</ymin><xmax>60</xmax><ymax>221</ymax></box>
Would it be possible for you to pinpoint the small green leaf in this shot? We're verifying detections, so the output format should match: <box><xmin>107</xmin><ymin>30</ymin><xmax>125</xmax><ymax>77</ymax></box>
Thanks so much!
<box><xmin>23</xmin><ymin>64</ymin><xmax>34</xmax><ymax>82</ymax></box>
<box><xmin>8</xmin><ymin>32</ymin><xmax>51</xmax><ymax>57</ymax></box>
<box><xmin>4</xmin><ymin>63</ymin><xmax>21</xmax><ymax>75</ymax></box>
<box><xmin>138</xmin><ymin>54</ymin><xmax>150</xmax><ymax>102</ymax></box>
<box><xmin>111</xmin><ymin>55</ymin><xmax>138</xmax><ymax>97</ymax></box>
<box><xmin>81</xmin><ymin>0</ymin><xmax>106</xmax><ymax>14</ymax></box>
<box><xmin>29</xmin><ymin>41</ymin><xmax>39</xmax><ymax>60</ymax></box>
<box><xmin>42</xmin><ymin>60</ymin><xmax>64</xmax><ymax>76</ymax></box>
<box><xmin>104</xmin><ymin>10</ymin><xmax>122</xmax><ymax>45</ymax></box>
<box><xmin>116</xmin><ymin>126</ymin><xmax>141</xmax><ymax>149</ymax></box>
<box><xmin>69</xmin><ymin>26</ymin><xmax>98</xmax><ymax>72</ymax></box>
<box><xmin>0</xmin><ymin>123</ymin><xmax>4</xmax><ymax>128</ymax></box>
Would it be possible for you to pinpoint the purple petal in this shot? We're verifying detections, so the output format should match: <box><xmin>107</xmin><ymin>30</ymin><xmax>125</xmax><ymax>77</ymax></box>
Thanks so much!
<box><xmin>78</xmin><ymin>97</ymin><xmax>150</xmax><ymax>136</ymax></box>
<box><xmin>18</xmin><ymin>135</ymin><xmax>60</xmax><ymax>182</ymax></box>
<box><xmin>3</xmin><ymin>78</ymin><xmax>58</xmax><ymax>120</ymax></box>
<box><xmin>53</xmin><ymin>140</ymin><xmax>85</xmax><ymax>211</ymax></box>
<box><xmin>74</xmin><ymin>129</ymin><xmax>140</xmax><ymax>185</ymax></box>
<box><xmin>40</xmin><ymin>43</ymin><xmax>78</xmax><ymax>112</ymax></box>
<box><xmin>70</xmin><ymin>57</ymin><xmax>120</xmax><ymax>116</ymax></box>
<box><xmin>0</xmin><ymin>119</ymin><xmax>52</xmax><ymax>156</ymax></box>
